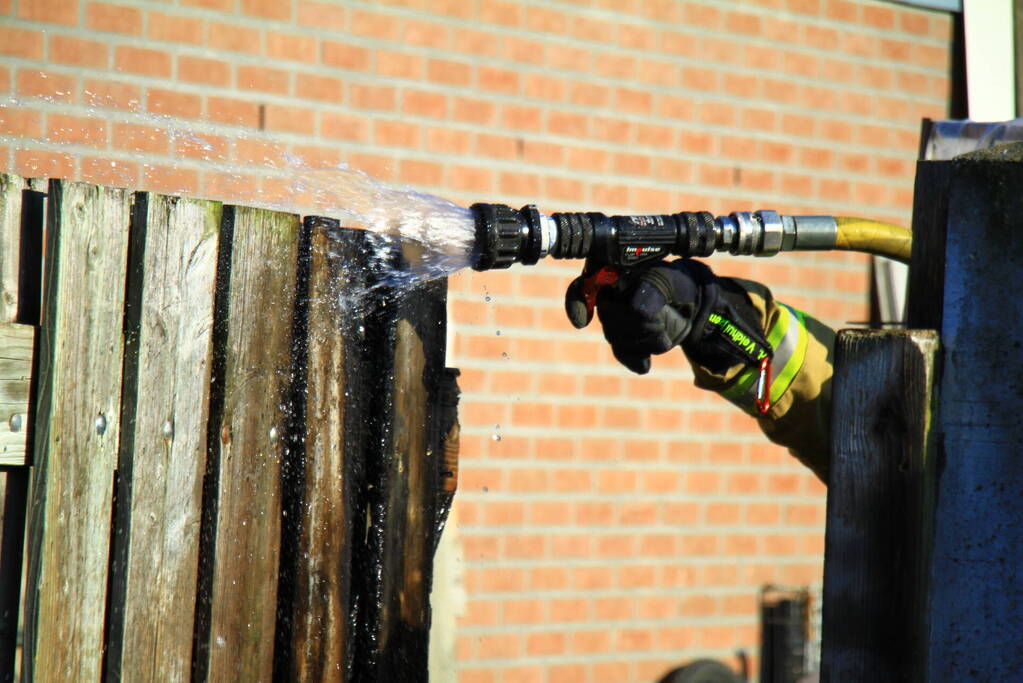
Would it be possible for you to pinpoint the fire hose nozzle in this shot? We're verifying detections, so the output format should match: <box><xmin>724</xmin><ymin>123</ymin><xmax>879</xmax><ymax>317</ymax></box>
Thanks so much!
<box><xmin>470</xmin><ymin>203</ymin><xmax>898</xmax><ymax>272</ymax></box>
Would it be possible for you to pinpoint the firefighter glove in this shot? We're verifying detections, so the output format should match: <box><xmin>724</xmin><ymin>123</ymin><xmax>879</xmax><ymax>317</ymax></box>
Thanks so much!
<box><xmin>564</xmin><ymin>259</ymin><xmax>770</xmax><ymax>375</ymax></box>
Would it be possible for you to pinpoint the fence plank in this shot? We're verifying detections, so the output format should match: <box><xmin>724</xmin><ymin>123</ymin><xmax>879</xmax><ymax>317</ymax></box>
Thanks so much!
<box><xmin>277</xmin><ymin>220</ymin><xmax>370</xmax><ymax>682</ymax></box>
<box><xmin>104</xmin><ymin>194</ymin><xmax>222</xmax><ymax>682</ymax></box>
<box><xmin>356</xmin><ymin>251</ymin><xmax>449</xmax><ymax>681</ymax></box>
<box><xmin>195</xmin><ymin>205</ymin><xmax>301</xmax><ymax>681</ymax></box>
<box><xmin>820</xmin><ymin>329</ymin><xmax>938</xmax><ymax>682</ymax></box>
<box><xmin>0</xmin><ymin>174</ymin><xmax>23</xmax><ymax>323</ymax></box>
<box><xmin>0</xmin><ymin>172</ymin><xmax>41</xmax><ymax>683</ymax></box>
<box><xmin>22</xmin><ymin>180</ymin><xmax>132</xmax><ymax>681</ymax></box>
<box><xmin>0</xmin><ymin>323</ymin><xmax>34</xmax><ymax>466</ymax></box>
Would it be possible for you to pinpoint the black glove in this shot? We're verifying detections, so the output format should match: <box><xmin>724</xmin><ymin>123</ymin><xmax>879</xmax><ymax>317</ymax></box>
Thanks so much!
<box><xmin>565</xmin><ymin>259</ymin><xmax>769</xmax><ymax>375</ymax></box>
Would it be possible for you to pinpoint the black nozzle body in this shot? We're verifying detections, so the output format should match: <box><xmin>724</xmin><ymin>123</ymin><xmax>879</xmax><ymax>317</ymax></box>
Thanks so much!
<box><xmin>470</xmin><ymin>203</ymin><xmax>542</xmax><ymax>270</ymax></box>
<box><xmin>471</xmin><ymin>203</ymin><xmax>719</xmax><ymax>271</ymax></box>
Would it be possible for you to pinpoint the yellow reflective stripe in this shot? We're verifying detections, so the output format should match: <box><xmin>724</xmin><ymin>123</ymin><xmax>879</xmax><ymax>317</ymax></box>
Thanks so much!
<box><xmin>720</xmin><ymin>303</ymin><xmax>790</xmax><ymax>402</ymax></box>
<box><xmin>769</xmin><ymin>307</ymin><xmax>807</xmax><ymax>404</ymax></box>
<box><xmin>719</xmin><ymin>303</ymin><xmax>806</xmax><ymax>414</ymax></box>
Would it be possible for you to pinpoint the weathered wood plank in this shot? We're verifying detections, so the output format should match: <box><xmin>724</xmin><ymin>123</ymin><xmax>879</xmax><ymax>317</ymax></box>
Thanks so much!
<box><xmin>906</xmin><ymin>162</ymin><xmax>951</xmax><ymax>331</ymax></box>
<box><xmin>355</xmin><ymin>242</ymin><xmax>449</xmax><ymax>682</ymax></box>
<box><xmin>0</xmin><ymin>175</ymin><xmax>23</xmax><ymax>322</ymax></box>
<box><xmin>104</xmin><ymin>194</ymin><xmax>222</xmax><ymax>682</ymax></box>
<box><xmin>0</xmin><ymin>323</ymin><xmax>34</xmax><ymax>465</ymax></box>
<box><xmin>0</xmin><ymin>172</ymin><xmax>40</xmax><ymax>682</ymax></box>
<box><xmin>195</xmin><ymin>205</ymin><xmax>301</xmax><ymax>681</ymax></box>
<box><xmin>820</xmin><ymin>329</ymin><xmax>938</xmax><ymax>683</ymax></box>
<box><xmin>22</xmin><ymin>180</ymin><xmax>132</xmax><ymax>682</ymax></box>
<box><xmin>278</xmin><ymin>220</ymin><xmax>368</xmax><ymax>682</ymax></box>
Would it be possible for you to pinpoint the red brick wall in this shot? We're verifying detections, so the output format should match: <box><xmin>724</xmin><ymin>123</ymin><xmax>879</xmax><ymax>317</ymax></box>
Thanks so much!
<box><xmin>0</xmin><ymin>0</ymin><xmax>951</xmax><ymax>680</ymax></box>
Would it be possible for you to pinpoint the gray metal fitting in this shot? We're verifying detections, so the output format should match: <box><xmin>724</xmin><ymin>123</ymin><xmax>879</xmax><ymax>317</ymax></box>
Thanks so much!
<box><xmin>755</xmin><ymin>210</ymin><xmax>784</xmax><ymax>256</ymax></box>
<box><xmin>730</xmin><ymin>211</ymin><xmax>758</xmax><ymax>255</ymax></box>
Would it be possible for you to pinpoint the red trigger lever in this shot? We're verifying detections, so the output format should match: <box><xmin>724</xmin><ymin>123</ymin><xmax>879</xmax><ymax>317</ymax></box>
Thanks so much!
<box><xmin>580</xmin><ymin>266</ymin><xmax>621</xmax><ymax>324</ymax></box>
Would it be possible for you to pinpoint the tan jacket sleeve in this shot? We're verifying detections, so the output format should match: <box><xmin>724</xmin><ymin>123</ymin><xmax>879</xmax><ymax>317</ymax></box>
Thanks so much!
<box><xmin>685</xmin><ymin>278</ymin><xmax>835</xmax><ymax>482</ymax></box>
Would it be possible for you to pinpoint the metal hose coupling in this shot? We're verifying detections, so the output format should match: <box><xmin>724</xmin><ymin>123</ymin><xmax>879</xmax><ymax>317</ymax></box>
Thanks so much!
<box><xmin>470</xmin><ymin>203</ymin><xmax>847</xmax><ymax>271</ymax></box>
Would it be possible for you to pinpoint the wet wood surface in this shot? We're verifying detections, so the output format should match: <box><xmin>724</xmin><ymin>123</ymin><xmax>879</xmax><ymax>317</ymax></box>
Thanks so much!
<box><xmin>278</xmin><ymin>220</ymin><xmax>370</xmax><ymax>682</ymax></box>
<box><xmin>821</xmin><ymin>329</ymin><xmax>938</xmax><ymax>683</ymax></box>
<box><xmin>105</xmin><ymin>194</ymin><xmax>222</xmax><ymax>682</ymax></box>
<box><xmin>196</xmin><ymin>205</ymin><xmax>301</xmax><ymax>682</ymax></box>
<box><xmin>23</xmin><ymin>180</ymin><xmax>132</xmax><ymax>682</ymax></box>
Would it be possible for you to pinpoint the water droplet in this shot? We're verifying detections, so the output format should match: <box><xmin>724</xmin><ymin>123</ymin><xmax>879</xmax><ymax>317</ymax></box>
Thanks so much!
<box><xmin>269</xmin><ymin>426</ymin><xmax>279</xmax><ymax>442</ymax></box>
<box><xmin>492</xmin><ymin>433</ymin><xmax>501</xmax><ymax>442</ymax></box>
<box><xmin>501</xmin><ymin>352</ymin><xmax>509</xmax><ymax>358</ymax></box>
<box><xmin>95</xmin><ymin>414</ymin><xmax>107</xmax><ymax>436</ymax></box>
<box><xmin>484</xmin><ymin>295</ymin><xmax>491</xmax><ymax>302</ymax></box>
<box><xmin>162</xmin><ymin>420</ymin><xmax>174</xmax><ymax>440</ymax></box>
<box><xmin>483</xmin><ymin>486</ymin><xmax>489</xmax><ymax>493</ymax></box>
<box><xmin>9</xmin><ymin>414</ymin><xmax>22</xmax><ymax>433</ymax></box>
<box><xmin>495</xmin><ymin>330</ymin><xmax>501</xmax><ymax>336</ymax></box>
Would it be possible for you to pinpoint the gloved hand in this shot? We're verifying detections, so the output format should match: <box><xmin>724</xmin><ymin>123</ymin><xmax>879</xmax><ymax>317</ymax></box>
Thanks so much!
<box><xmin>564</xmin><ymin>259</ymin><xmax>769</xmax><ymax>375</ymax></box>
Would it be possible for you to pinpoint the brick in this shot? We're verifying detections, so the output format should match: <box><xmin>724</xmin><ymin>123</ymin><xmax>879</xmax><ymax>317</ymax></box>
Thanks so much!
<box><xmin>297</xmin><ymin>0</ymin><xmax>345</xmax><ymax>29</ymax></box>
<box><xmin>316</xmin><ymin>112</ymin><xmax>366</xmax><ymax>142</ymax></box>
<box><xmin>405</xmin><ymin>18</ymin><xmax>449</xmax><ymax>49</ymax></box>
<box><xmin>18</xmin><ymin>0</ymin><xmax>77</xmax><ymax>25</ymax></box>
<box><xmin>377</xmin><ymin>50</ymin><xmax>422</xmax><ymax>79</ymax></box>
<box><xmin>428</xmin><ymin>59</ymin><xmax>471</xmax><ymax>87</ymax></box>
<box><xmin>177</xmin><ymin>56</ymin><xmax>230</xmax><ymax>87</ymax></box>
<box><xmin>142</xmin><ymin>165</ymin><xmax>196</xmax><ymax>195</ymax></box>
<box><xmin>207</xmin><ymin>22</ymin><xmax>261</xmax><ymax>54</ymax></box>
<box><xmin>174</xmin><ymin>133</ymin><xmax>229</xmax><ymax>162</ymax></box>
<box><xmin>322</xmin><ymin>42</ymin><xmax>371</xmax><ymax>71</ymax></box>
<box><xmin>47</xmin><ymin>113</ymin><xmax>106</xmax><ymax>147</ymax></box>
<box><xmin>14</xmin><ymin>149</ymin><xmax>74</xmax><ymax>179</ymax></box>
<box><xmin>17</xmin><ymin>70</ymin><xmax>75</xmax><ymax>102</ymax></box>
<box><xmin>146</xmin><ymin>88</ymin><xmax>201</xmax><ymax>119</ymax></box>
<box><xmin>295</xmin><ymin>73</ymin><xmax>343</xmax><ymax>103</ymax></box>
<box><xmin>181</xmin><ymin>0</ymin><xmax>231</xmax><ymax>9</ymax></box>
<box><xmin>237</xmin><ymin>66</ymin><xmax>289</xmax><ymax>95</ymax></box>
<box><xmin>234</xmin><ymin>138</ymin><xmax>286</xmax><ymax>168</ymax></box>
<box><xmin>526</xmin><ymin>632</ymin><xmax>564</xmax><ymax>656</ymax></box>
<box><xmin>241</xmin><ymin>0</ymin><xmax>290</xmax><ymax>20</ymax></box>
<box><xmin>480</xmin><ymin>0</ymin><xmax>520</xmax><ymax>26</ymax></box>
<box><xmin>402</xmin><ymin>89</ymin><xmax>446</xmax><ymax>119</ymax></box>
<box><xmin>350</xmin><ymin>10</ymin><xmax>400</xmax><ymax>41</ymax></box>
<box><xmin>346</xmin><ymin>153</ymin><xmax>394</xmax><ymax>181</ymax></box>
<box><xmin>113</xmin><ymin>123</ymin><xmax>169</xmax><ymax>154</ymax></box>
<box><xmin>0</xmin><ymin>27</ymin><xmax>42</xmax><ymax>59</ymax></box>
<box><xmin>350</xmin><ymin>84</ymin><xmax>396</xmax><ymax>111</ymax></box>
<box><xmin>148</xmin><ymin>12</ymin><xmax>204</xmax><ymax>44</ymax></box>
<box><xmin>80</xmin><ymin>156</ymin><xmax>137</xmax><ymax>188</ymax></box>
<box><xmin>263</xmin><ymin>104</ymin><xmax>314</xmax><ymax>135</ymax></box>
<box><xmin>87</xmin><ymin>3</ymin><xmax>142</xmax><ymax>35</ymax></box>
<box><xmin>83</xmin><ymin>79</ymin><xmax>141</xmax><ymax>111</ymax></box>
<box><xmin>267</xmin><ymin>31</ymin><xmax>317</xmax><ymax>63</ymax></box>
<box><xmin>52</xmin><ymin>34</ymin><xmax>112</xmax><ymax>70</ymax></box>
<box><xmin>0</xmin><ymin>107</ymin><xmax>42</xmax><ymax>138</ymax></box>
<box><xmin>207</xmin><ymin>97</ymin><xmax>260</xmax><ymax>128</ymax></box>
<box><xmin>477</xmin><ymin>66</ymin><xmax>519</xmax><ymax>95</ymax></box>
<box><xmin>115</xmin><ymin>47</ymin><xmax>171</xmax><ymax>78</ymax></box>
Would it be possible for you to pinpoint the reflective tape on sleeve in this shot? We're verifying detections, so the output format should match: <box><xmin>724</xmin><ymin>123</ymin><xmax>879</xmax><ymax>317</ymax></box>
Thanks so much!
<box><xmin>719</xmin><ymin>303</ymin><xmax>807</xmax><ymax>414</ymax></box>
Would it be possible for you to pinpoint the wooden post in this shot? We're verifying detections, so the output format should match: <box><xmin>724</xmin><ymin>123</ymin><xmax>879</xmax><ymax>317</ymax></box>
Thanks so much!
<box><xmin>192</xmin><ymin>205</ymin><xmax>302</xmax><ymax>681</ymax></box>
<box><xmin>925</xmin><ymin>145</ymin><xmax>1023</xmax><ymax>679</ymax></box>
<box><xmin>104</xmin><ymin>194</ymin><xmax>223</xmax><ymax>682</ymax></box>
<box><xmin>820</xmin><ymin>330</ymin><xmax>938</xmax><ymax>682</ymax></box>
<box><xmin>22</xmin><ymin>180</ymin><xmax>132</xmax><ymax>681</ymax></box>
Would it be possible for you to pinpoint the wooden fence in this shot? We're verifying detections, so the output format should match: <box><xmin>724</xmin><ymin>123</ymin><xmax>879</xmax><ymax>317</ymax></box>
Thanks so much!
<box><xmin>820</xmin><ymin>144</ymin><xmax>1023</xmax><ymax>679</ymax></box>
<box><xmin>0</xmin><ymin>174</ymin><xmax>459</xmax><ymax>682</ymax></box>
